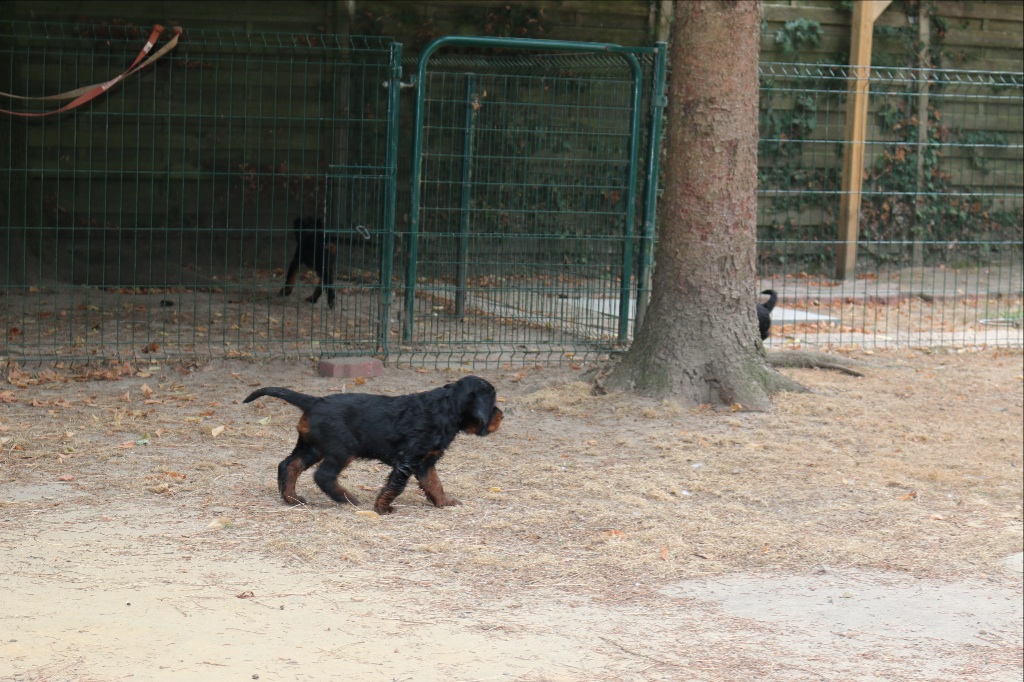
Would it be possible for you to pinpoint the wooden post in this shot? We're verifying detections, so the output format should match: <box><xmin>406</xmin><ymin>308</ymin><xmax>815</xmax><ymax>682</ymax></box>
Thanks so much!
<box><xmin>835</xmin><ymin>0</ymin><xmax>892</xmax><ymax>281</ymax></box>
<box><xmin>912</xmin><ymin>0</ymin><xmax>931</xmax><ymax>267</ymax></box>
<box><xmin>656</xmin><ymin>0</ymin><xmax>673</xmax><ymax>43</ymax></box>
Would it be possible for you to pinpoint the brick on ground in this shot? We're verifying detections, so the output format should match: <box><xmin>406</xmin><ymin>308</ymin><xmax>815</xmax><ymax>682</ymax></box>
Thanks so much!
<box><xmin>317</xmin><ymin>357</ymin><xmax>384</xmax><ymax>379</ymax></box>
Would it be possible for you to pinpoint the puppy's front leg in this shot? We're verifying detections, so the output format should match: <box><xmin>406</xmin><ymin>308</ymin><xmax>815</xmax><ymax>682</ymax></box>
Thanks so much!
<box><xmin>375</xmin><ymin>465</ymin><xmax>413</xmax><ymax>515</ymax></box>
<box><xmin>280</xmin><ymin>249</ymin><xmax>301</xmax><ymax>297</ymax></box>
<box><xmin>416</xmin><ymin>465</ymin><xmax>461</xmax><ymax>508</ymax></box>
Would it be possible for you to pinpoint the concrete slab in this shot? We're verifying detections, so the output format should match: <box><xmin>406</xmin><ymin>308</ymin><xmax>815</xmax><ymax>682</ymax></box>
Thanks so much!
<box><xmin>578</xmin><ymin>298</ymin><xmax>838</xmax><ymax>324</ymax></box>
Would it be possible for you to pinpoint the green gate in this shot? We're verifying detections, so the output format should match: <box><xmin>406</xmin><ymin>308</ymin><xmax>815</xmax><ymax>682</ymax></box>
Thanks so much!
<box><xmin>395</xmin><ymin>37</ymin><xmax>667</xmax><ymax>366</ymax></box>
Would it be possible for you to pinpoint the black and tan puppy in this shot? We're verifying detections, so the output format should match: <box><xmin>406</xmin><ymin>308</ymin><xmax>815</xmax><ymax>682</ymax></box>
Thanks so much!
<box><xmin>243</xmin><ymin>376</ymin><xmax>503</xmax><ymax>515</ymax></box>
<box><xmin>279</xmin><ymin>217</ymin><xmax>338</xmax><ymax>308</ymax></box>
<box><xmin>757</xmin><ymin>289</ymin><xmax>778</xmax><ymax>340</ymax></box>
<box><xmin>280</xmin><ymin>217</ymin><xmax>374</xmax><ymax>308</ymax></box>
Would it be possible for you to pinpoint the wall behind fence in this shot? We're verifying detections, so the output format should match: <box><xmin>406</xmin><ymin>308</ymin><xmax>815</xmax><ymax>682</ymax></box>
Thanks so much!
<box><xmin>7</xmin><ymin>1</ymin><xmax>1023</xmax><ymax>69</ymax></box>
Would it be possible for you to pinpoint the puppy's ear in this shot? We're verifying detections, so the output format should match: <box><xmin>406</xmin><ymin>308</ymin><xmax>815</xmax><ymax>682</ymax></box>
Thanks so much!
<box><xmin>468</xmin><ymin>382</ymin><xmax>498</xmax><ymax>436</ymax></box>
<box><xmin>455</xmin><ymin>378</ymin><xmax>496</xmax><ymax>436</ymax></box>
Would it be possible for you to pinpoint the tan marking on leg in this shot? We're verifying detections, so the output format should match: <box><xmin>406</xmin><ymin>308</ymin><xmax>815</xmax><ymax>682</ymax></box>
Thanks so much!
<box><xmin>296</xmin><ymin>414</ymin><xmax>310</xmax><ymax>437</ymax></box>
<box><xmin>374</xmin><ymin>488</ymin><xmax>400</xmax><ymax>515</ymax></box>
<box><xmin>418</xmin><ymin>466</ymin><xmax>461</xmax><ymax>508</ymax></box>
<box><xmin>281</xmin><ymin>458</ymin><xmax>307</xmax><ymax>505</ymax></box>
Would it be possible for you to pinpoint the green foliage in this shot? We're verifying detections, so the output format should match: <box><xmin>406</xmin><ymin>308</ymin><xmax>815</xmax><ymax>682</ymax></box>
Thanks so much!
<box><xmin>353</xmin><ymin>4</ymin><xmax>546</xmax><ymax>52</ymax></box>
<box><xmin>482</xmin><ymin>4</ymin><xmax>545</xmax><ymax>40</ymax></box>
<box><xmin>351</xmin><ymin>10</ymin><xmax>385</xmax><ymax>37</ymax></box>
<box><xmin>872</xmin><ymin>1</ymin><xmax>950</xmax><ymax>68</ymax></box>
<box><xmin>774</xmin><ymin>18</ymin><xmax>824</xmax><ymax>58</ymax></box>
<box><xmin>954</xmin><ymin>129</ymin><xmax>1009</xmax><ymax>174</ymax></box>
<box><xmin>449</xmin><ymin>4</ymin><xmax>546</xmax><ymax>53</ymax></box>
<box><xmin>859</xmin><ymin>97</ymin><xmax>1022</xmax><ymax>254</ymax></box>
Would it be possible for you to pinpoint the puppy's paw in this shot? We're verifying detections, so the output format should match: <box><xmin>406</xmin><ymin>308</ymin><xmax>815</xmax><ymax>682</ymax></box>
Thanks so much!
<box><xmin>283</xmin><ymin>494</ymin><xmax>307</xmax><ymax>505</ymax></box>
<box><xmin>374</xmin><ymin>503</ymin><xmax>396</xmax><ymax>515</ymax></box>
<box><xmin>435</xmin><ymin>496</ymin><xmax>462</xmax><ymax>508</ymax></box>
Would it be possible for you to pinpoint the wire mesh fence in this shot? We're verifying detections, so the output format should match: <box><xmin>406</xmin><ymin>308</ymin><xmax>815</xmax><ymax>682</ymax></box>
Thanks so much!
<box><xmin>1</xmin><ymin>22</ymin><xmax>1022</xmax><ymax>368</ymax></box>
<box><xmin>1</xmin><ymin>21</ymin><xmax>400</xmax><ymax>363</ymax></box>
<box><xmin>758</xmin><ymin>63</ymin><xmax>1023</xmax><ymax>350</ymax></box>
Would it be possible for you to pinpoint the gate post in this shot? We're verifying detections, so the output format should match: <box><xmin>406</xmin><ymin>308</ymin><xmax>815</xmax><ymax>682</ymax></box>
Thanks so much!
<box><xmin>455</xmin><ymin>75</ymin><xmax>480</xmax><ymax>319</ymax></box>
<box><xmin>378</xmin><ymin>41</ymin><xmax>402</xmax><ymax>356</ymax></box>
<box><xmin>634</xmin><ymin>41</ymin><xmax>668</xmax><ymax>337</ymax></box>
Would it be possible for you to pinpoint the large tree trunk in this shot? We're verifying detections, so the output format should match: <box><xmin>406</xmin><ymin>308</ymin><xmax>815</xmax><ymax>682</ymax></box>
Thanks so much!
<box><xmin>607</xmin><ymin>0</ymin><xmax>800</xmax><ymax>409</ymax></box>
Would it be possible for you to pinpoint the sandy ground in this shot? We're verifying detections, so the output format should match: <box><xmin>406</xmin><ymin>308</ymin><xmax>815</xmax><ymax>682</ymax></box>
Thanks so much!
<box><xmin>1</xmin><ymin>350</ymin><xmax>1022</xmax><ymax>681</ymax></box>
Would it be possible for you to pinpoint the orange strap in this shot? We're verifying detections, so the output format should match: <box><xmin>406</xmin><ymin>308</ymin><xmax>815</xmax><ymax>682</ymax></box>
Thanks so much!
<box><xmin>1</xmin><ymin>24</ymin><xmax>182</xmax><ymax>117</ymax></box>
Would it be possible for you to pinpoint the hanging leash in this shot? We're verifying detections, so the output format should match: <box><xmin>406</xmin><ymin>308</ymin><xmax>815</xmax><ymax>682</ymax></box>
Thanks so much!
<box><xmin>0</xmin><ymin>24</ymin><xmax>182</xmax><ymax>117</ymax></box>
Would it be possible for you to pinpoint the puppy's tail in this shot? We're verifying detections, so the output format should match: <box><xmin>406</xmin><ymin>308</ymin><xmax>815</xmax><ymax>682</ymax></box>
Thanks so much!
<box><xmin>760</xmin><ymin>289</ymin><xmax>778</xmax><ymax>313</ymax></box>
<box><xmin>243</xmin><ymin>387</ymin><xmax>318</xmax><ymax>411</ymax></box>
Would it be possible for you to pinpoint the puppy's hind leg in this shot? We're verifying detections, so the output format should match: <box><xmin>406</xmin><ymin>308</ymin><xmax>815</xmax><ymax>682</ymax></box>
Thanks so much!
<box><xmin>278</xmin><ymin>438</ymin><xmax>322</xmax><ymax>505</ymax></box>
<box><xmin>311</xmin><ymin>450</ymin><xmax>361</xmax><ymax>506</ymax></box>
<box><xmin>306</xmin><ymin>243</ymin><xmax>337</xmax><ymax>308</ymax></box>
<box><xmin>280</xmin><ymin>250</ymin><xmax>301</xmax><ymax>298</ymax></box>
<box><xmin>323</xmin><ymin>242</ymin><xmax>337</xmax><ymax>309</ymax></box>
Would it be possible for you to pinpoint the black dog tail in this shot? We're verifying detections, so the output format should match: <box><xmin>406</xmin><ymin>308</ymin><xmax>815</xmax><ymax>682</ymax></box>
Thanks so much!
<box><xmin>760</xmin><ymin>289</ymin><xmax>778</xmax><ymax>313</ymax></box>
<box><xmin>243</xmin><ymin>387</ymin><xmax>318</xmax><ymax>411</ymax></box>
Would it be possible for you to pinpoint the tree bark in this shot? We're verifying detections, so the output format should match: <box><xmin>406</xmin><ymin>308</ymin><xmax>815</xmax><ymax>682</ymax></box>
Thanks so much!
<box><xmin>606</xmin><ymin>0</ymin><xmax>801</xmax><ymax>409</ymax></box>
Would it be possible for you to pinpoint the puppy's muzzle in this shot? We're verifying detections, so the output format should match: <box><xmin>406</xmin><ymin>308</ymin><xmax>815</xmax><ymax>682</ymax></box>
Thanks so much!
<box><xmin>466</xmin><ymin>407</ymin><xmax>503</xmax><ymax>436</ymax></box>
<box><xmin>486</xmin><ymin>407</ymin><xmax>503</xmax><ymax>434</ymax></box>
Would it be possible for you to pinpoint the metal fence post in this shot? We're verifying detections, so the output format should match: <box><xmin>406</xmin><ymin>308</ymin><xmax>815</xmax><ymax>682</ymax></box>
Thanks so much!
<box><xmin>378</xmin><ymin>41</ymin><xmax>402</xmax><ymax>357</ymax></box>
<box><xmin>455</xmin><ymin>74</ymin><xmax>479</xmax><ymax>319</ymax></box>
<box><xmin>634</xmin><ymin>40</ymin><xmax>668</xmax><ymax>337</ymax></box>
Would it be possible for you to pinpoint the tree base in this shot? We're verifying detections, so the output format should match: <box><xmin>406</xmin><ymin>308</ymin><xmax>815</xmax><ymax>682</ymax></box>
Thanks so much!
<box><xmin>592</xmin><ymin>350</ymin><xmax>865</xmax><ymax>408</ymax></box>
<box><xmin>595</xmin><ymin>348</ymin><xmax>809</xmax><ymax>410</ymax></box>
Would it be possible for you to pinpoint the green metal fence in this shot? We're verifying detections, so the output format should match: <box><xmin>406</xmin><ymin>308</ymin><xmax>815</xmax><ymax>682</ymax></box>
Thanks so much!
<box><xmin>3</xmin><ymin>21</ymin><xmax>1021</xmax><ymax>368</ymax></box>
<box><xmin>2</xmin><ymin>23</ymin><xmax>668</xmax><ymax>367</ymax></box>
<box><xmin>757</xmin><ymin>63</ymin><xmax>1023</xmax><ymax>350</ymax></box>
<box><xmin>1</xmin><ymin>21</ymin><xmax>401</xmax><ymax>362</ymax></box>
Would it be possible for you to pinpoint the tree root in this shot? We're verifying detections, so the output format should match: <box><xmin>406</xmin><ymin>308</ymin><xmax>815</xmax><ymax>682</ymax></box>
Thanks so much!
<box><xmin>766</xmin><ymin>351</ymin><xmax>867</xmax><ymax>377</ymax></box>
